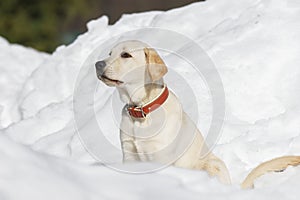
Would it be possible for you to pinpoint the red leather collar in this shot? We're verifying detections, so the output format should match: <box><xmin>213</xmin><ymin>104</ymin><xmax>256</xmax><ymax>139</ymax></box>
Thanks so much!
<box><xmin>126</xmin><ymin>86</ymin><xmax>169</xmax><ymax>118</ymax></box>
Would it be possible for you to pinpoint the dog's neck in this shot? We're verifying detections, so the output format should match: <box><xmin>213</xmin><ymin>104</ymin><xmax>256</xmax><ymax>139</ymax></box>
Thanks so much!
<box><xmin>117</xmin><ymin>79</ymin><xmax>165</xmax><ymax>107</ymax></box>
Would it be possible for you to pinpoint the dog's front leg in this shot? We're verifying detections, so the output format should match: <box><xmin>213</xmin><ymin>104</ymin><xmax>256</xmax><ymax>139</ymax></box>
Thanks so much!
<box><xmin>120</xmin><ymin>132</ymin><xmax>140</xmax><ymax>162</ymax></box>
<box><xmin>120</xmin><ymin>109</ymin><xmax>140</xmax><ymax>162</ymax></box>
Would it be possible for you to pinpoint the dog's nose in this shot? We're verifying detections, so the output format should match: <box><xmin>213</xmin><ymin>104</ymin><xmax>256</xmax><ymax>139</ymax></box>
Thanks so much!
<box><xmin>95</xmin><ymin>60</ymin><xmax>106</xmax><ymax>73</ymax></box>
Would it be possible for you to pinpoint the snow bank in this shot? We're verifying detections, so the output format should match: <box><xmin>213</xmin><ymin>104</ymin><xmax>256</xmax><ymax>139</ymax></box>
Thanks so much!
<box><xmin>1</xmin><ymin>0</ymin><xmax>300</xmax><ymax>199</ymax></box>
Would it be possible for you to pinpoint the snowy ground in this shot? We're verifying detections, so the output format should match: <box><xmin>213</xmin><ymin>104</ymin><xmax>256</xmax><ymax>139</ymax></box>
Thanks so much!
<box><xmin>1</xmin><ymin>0</ymin><xmax>300</xmax><ymax>199</ymax></box>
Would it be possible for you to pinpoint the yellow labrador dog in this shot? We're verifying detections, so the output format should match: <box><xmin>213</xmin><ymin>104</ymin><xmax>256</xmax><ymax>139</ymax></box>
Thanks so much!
<box><xmin>95</xmin><ymin>40</ymin><xmax>300</xmax><ymax>188</ymax></box>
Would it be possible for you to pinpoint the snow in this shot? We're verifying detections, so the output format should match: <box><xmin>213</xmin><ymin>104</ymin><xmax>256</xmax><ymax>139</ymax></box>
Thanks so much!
<box><xmin>1</xmin><ymin>0</ymin><xmax>300</xmax><ymax>199</ymax></box>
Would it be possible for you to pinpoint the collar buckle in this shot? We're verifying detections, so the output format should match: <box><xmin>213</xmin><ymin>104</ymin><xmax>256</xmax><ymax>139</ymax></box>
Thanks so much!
<box><xmin>126</xmin><ymin>105</ymin><xmax>146</xmax><ymax>118</ymax></box>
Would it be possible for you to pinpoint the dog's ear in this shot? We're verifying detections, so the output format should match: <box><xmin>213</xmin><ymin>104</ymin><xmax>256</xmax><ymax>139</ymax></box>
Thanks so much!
<box><xmin>144</xmin><ymin>48</ymin><xmax>168</xmax><ymax>81</ymax></box>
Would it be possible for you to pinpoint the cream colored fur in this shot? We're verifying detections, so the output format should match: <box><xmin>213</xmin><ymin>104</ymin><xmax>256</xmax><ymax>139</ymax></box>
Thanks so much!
<box><xmin>96</xmin><ymin>40</ymin><xmax>300</xmax><ymax>188</ymax></box>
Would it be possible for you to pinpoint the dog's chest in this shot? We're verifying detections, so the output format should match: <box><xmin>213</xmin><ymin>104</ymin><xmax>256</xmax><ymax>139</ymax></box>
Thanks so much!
<box><xmin>120</xmin><ymin>93</ymin><xmax>184</xmax><ymax>161</ymax></box>
<box><xmin>121</xmin><ymin>112</ymin><xmax>182</xmax><ymax>161</ymax></box>
<box><xmin>133</xmin><ymin>117</ymin><xmax>174</xmax><ymax>146</ymax></box>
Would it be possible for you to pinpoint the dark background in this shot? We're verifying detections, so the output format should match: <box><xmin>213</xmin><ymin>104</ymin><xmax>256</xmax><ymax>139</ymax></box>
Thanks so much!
<box><xmin>0</xmin><ymin>0</ymin><xmax>203</xmax><ymax>52</ymax></box>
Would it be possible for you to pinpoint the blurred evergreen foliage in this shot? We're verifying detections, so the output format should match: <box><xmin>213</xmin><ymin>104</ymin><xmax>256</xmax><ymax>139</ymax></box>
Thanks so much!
<box><xmin>0</xmin><ymin>0</ymin><xmax>100</xmax><ymax>52</ymax></box>
<box><xmin>0</xmin><ymin>0</ymin><xmax>201</xmax><ymax>52</ymax></box>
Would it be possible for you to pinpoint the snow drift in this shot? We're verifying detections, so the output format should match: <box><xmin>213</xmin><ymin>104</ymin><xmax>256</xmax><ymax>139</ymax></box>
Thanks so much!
<box><xmin>1</xmin><ymin>0</ymin><xmax>300</xmax><ymax>199</ymax></box>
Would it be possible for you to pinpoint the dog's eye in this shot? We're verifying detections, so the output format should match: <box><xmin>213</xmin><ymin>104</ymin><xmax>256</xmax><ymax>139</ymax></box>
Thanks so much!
<box><xmin>121</xmin><ymin>52</ymin><xmax>132</xmax><ymax>58</ymax></box>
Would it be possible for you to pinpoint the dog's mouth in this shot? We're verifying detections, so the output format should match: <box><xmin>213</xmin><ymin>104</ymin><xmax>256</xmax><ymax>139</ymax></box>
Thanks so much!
<box><xmin>100</xmin><ymin>75</ymin><xmax>124</xmax><ymax>85</ymax></box>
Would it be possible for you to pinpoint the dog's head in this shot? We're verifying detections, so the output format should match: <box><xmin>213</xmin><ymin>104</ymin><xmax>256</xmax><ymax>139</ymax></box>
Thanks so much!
<box><xmin>95</xmin><ymin>40</ymin><xmax>168</xmax><ymax>87</ymax></box>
